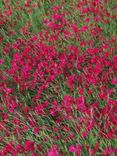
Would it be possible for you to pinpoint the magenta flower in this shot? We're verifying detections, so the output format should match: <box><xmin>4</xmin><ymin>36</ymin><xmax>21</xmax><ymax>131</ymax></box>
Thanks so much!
<box><xmin>81</xmin><ymin>25</ymin><xmax>88</xmax><ymax>33</ymax></box>
<box><xmin>0</xmin><ymin>59</ymin><xmax>3</xmax><ymax>65</ymax></box>
<box><xmin>24</xmin><ymin>140</ymin><xmax>35</xmax><ymax>152</ymax></box>
<box><xmin>69</xmin><ymin>145</ymin><xmax>76</xmax><ymax>153</ymax></box>
<box><xmin>112</xmin><ymin>78</ymin><xmax>117</xmax><ymax>85</ymax></box>
<box><xmin>48</xmin><ymin>145</ymin><xmax>58</xmax><ymax>156</ymax></box>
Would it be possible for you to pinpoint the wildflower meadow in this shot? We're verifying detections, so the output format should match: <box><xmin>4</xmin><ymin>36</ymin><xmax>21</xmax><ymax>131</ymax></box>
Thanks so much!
<box><xmin>0</xmin><ymin>0</ymin><xmax>117</xmax><ymax>155</ymax></box>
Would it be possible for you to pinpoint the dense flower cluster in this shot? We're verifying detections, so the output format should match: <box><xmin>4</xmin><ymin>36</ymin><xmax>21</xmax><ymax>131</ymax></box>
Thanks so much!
<box><xmin>0</xmin><ymin>0</ymin><xmax>117</xmax><ymax>155</ymax></box>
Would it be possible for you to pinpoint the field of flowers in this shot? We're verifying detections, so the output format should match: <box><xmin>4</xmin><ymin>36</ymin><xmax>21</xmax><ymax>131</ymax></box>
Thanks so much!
<box><xmin>0</xmin><ymin>0</ymin><xmax>117</xmax><ymax>155</ymax></box>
